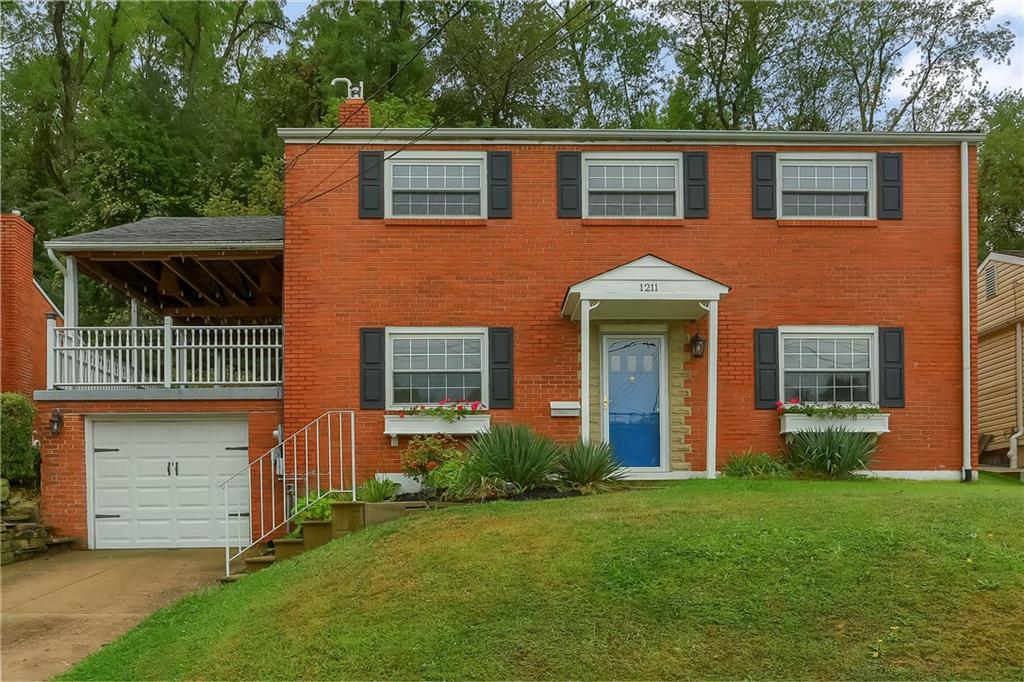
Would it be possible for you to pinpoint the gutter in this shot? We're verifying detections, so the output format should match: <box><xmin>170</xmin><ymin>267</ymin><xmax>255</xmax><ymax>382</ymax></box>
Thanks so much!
<box><xmin>278</xmin><ymin>127</ymin><xmax>987</xmax><ymax>146</ymax></box>
<box><xmin>961</xmin><ymin>142</ymin><xmax>973</xmax><ymax>482</ymax></box>
<box><xmin>43</xmin><ymin>241</ymin><xmax>283</xmax><ymax>253</ymax></box>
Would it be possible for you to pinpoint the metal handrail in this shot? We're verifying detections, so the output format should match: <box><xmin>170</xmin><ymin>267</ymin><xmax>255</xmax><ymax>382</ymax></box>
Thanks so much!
<box><xmin>219</xmin><ymin>409</ymin><xmax>357</xmax><ymax>576</ymax></box>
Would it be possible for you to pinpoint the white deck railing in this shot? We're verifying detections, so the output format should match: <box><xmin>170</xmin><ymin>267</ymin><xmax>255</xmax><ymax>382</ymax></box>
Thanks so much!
<box><xmin>46</xmin><ymin>317</ymin><xmax>283</xmax><ymax>389</ymax></box>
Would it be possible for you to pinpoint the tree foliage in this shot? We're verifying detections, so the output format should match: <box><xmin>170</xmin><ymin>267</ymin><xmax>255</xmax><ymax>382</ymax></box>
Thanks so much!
<box><xmin>0</xmin><ymin>0</ymin><xmax>1018</xmax><ymax>325</ymax></box>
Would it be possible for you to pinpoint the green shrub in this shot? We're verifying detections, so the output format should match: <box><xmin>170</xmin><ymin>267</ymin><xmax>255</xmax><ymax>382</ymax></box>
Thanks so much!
<box><xmin>423</xmin><ymin>459</ymin><xmax>467</xmax><ymax>495</ymax></box>
<box><xmin>290</xmin><ymin>492</ymin><xmax>341</xmax><ymax>528</ymax></box>
<box><xmin>555</xmin><ymin>440</ymin><xmax>626</xmax><ymax>493</ymax></box>
<box><xmin>462</xmin><ymin>424</ymin><xmax>560</xmax><ymax>496</ymax></box>
<box><xmin>785</xmin><ymin>428</ymin><xmax>878</xmax><ymax>479</ymax></box>
<box><xmin>399</xmin><ymin>434</ymin><xmax>461</xmax><ymax>482</ymax></box>
<box><xmin>357</xmin><ymin>477</ymin><xmax>401</xmax><ymax>502</ymax></box>
<box><xmin>723</xmin><ymin>450</ymin><xmax>790</xmax><ymax>479</ymax></box>
<box><xmin>1</xmin><ymin>393</ymin><xmax>38</xmax><ymax>482</ymax></box>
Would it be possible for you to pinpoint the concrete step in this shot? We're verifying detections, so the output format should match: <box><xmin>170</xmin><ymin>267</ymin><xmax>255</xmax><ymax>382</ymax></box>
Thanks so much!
<box><xmin>273</xmin><ymin>538</ymin><xmax>305</xmax><ymax>561</ymax></box>
<box><xmin>218</xmin><ymin>573</ymin><xmax>247</xmax><ymax>584</ymax></box>
<box><xmin>364</xmin><ymin>501</ymin><xmax>429</xmax><ymax>527</ymax></box>
<box><xmin>244</xmin><ymin>555</ymin><xmax>276</xmax><ymax>573</ymax></box>
<box><xmin>330</xmin><ymin>501</ymin><xmax>365</xmax><ymax>535</ymax></box>
<box><xmin>301</xmin><ymin>520</ymin><xmax>334</xmax><ymax>550</ymax></box>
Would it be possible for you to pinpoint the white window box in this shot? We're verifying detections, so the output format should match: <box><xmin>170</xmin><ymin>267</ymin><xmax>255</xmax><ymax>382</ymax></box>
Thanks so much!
<box><xmin>779</xmin><ymin>412</ymin><xmax>890</xmax><ymax>435</ymax></box>
<box><xmin>383</xmin><ymin>413</ymin><xmax>491</xmax><ymax>446</ymax></box>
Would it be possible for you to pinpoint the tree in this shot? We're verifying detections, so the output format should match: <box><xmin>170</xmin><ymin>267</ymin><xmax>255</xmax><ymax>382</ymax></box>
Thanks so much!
<box><xmin>978</xmin><ymin>90</ymin><xmax>1024</xmax><ymax>258</ymax></box>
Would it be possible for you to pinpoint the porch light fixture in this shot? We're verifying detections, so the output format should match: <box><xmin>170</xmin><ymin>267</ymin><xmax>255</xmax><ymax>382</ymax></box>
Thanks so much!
<box><xmin>690</xmin><ymin>333</ymin><xmax>707</xmax><ymax>359</ymax></box>
<box><xmin>49</xmin><ymin>409</ymin><xmax>64</xmax><ymax>436</ymax></box>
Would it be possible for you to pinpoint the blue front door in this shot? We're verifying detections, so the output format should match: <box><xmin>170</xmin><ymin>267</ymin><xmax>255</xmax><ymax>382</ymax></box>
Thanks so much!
<box><xmin>605</xmin><ymin>337</ymin><xmax>662</xmax><ymax>468</ymax></box>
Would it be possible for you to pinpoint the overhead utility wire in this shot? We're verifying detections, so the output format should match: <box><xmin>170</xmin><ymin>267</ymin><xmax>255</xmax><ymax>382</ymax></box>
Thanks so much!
<box><xmin>283</xmin><ymin>2</ymin><xmax>470</xmax><ymax>174</ymax></box>
<box><xmin>285</xmin><ymin>1</ymin><xmax>606</xmax><ymax>213</ymax></box>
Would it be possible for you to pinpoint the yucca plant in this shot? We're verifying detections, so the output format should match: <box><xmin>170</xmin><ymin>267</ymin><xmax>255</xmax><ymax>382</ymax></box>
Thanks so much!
<box><xmin>785</xmin><ymin>427</ymin><xmax>878</xmax><ymax>479</ymax></box>
<box><xmin>722</xmin><ymin>450</ymin><xmax>790</xmax><ymax>479</ymax></box>
<box><xmin>556</xmin><ymin>440</ymin><xmax>626</xmax><ymax>493</ymax></box>
<box><xmin>462</xmin><ymin>424</ymin><xmax>560</xmax><ymax>496</ymax></box>
<box><xmin>357</xmin><ymin>477</ymin><xmax>401</xmax><ymax>502</ymax></box>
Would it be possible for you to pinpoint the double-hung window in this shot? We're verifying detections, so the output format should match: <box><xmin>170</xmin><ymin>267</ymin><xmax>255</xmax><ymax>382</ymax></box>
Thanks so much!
<box><xmin>583</xmin><ymin>153</ymin><xmax>681</xmax><ymax>218</ymax></box>
<box><xmin>386</xmin><ymin>327</ymin><xmax>488</xmax><ymax>407</ymax></box>
<box><xmin>778</xmin><ymin>154</ymin><xmax>874</xmax><ymax>219</ymax></box>
<box><xmin>779</xmin><ymin>326</ymin><xmax>878</xmax><ymax>403</ymax></box>
<box><xmin>386</xmin><ymin>152</ymin><xmax>487</xmax><ymax>218</ymax></box>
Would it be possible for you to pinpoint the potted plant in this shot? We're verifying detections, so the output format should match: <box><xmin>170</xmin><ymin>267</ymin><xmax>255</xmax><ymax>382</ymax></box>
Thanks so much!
<box><xmin>777</xmin><ymin>398</ymin><xmax>890</xmax><ymax>438</ymax></box>
<box><xmin>383</xmin><ymin>398</ymin><xmax>490</xmax><ymax>444</ymax></box>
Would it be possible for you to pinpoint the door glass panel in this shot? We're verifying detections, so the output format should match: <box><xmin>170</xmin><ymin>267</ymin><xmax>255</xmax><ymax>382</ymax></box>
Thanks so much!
<box><xmin>606</xmin><ymin>338</ymin><xmax>661</xmax><ymax>468</ymax></box>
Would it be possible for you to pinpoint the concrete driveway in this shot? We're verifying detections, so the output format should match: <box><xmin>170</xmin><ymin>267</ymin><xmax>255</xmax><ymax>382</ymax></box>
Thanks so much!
<box><xmin>1</xmin><ymin>548</ymin><xmax>223</xmax><ymax>681</ymax></box>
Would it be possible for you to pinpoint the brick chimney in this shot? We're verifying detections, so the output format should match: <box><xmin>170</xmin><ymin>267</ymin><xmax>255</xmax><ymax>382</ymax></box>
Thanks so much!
<box><xmin>337</xmin><ymin>97</ymin><xmax>371</xmax><ymax>127</ymax></box>
<box><xmin>1</xmin><ymin>212</ymin><xmax>58</xmax><ymax>397</ymax></box>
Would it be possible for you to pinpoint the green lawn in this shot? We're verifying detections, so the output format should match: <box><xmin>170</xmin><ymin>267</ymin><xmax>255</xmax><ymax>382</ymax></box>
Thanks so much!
<box><xmin>65</xmin><ymin>476</ymin><xmax>1024</xmax><ymax>680</ymax></box>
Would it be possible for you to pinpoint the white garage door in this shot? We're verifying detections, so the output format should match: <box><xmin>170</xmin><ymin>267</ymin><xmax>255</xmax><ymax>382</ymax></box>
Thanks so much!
<box><xmin>91</xmin><ymin>418</ymin><xmax>249</xmax><ymax>549</ymax></box>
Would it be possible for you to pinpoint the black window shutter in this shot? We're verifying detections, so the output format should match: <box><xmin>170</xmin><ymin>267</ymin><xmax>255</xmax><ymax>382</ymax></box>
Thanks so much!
<box><xmin>877</xmin><ymin>153</ymin><xmax>903</xmax><ymax>220</ymax></box>
<box><xmin>751</xmin><ymin>152</ymin><xmax>776</xmax><ymax>218</ymax></box>
<box><xmin>878</xmin><ymin>327</ymin><xmax>905</xmax><ymax>407</ymax></box>
<box><xmin>557</xmin><ymin>152</ymin><xmax>582</xmax><ymax>218</ymax></box>
<box><xmin>359</xmin><ymin>152</ymin><xmax>384</xmax><ymax>218</ymax></box>
<box><xmin>360</xmin><ymin>328</ymin><xmax>385</xmax><ymax>409</ymax></box>
<box><xmin>683</xmin><ymin>152</ymin><xmax>709</xmax><ymax>218</ymax></box>
<box><xmin>754</xmin><ymin>328</ymin><xmax>780</xmax><ymax>409</ymax></box>
<box><xmin>487</xmin><ymin>152</ymin><xmax>512</xmax><ymax>218</ymax></box>
<box><xmin>488</xmin><ymin>327</ymin><xmax>514</xmax><ymax>408</ymax></box>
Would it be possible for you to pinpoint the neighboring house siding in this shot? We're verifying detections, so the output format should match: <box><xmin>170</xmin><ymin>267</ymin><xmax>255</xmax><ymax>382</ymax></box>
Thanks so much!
<box><xmin>979</xmin><ymin>260</ymin><xmax>1024</xmax><ymax>333</ymax></box>
<box><xmin>977</xmin><ymin>257</ymin><xmax>1024</xmax><ymax>454</ymax></box>
<box><xmin>978</xmin><ymin>327</ymin><xmax>1020</xmax><ymax>451</ymax></box>
<box><xmin>282</xmin><ymin>142</ymin><xmax>978</xmax><ymax>476</ymax></box>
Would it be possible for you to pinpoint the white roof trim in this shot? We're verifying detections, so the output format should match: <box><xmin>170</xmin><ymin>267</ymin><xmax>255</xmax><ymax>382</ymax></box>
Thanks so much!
<box><xmin>44</xmin><ymin>240</ymin><xmax>283</xmax><ymax>253</ymax></box>
<box><xmin>978</xmin><ymin>251</ymin><xmax>1024</xmax><ymax>272</ymax></box>
<box><xmin>33</xmin><ymin>280</ymin><xmax>62</xmax><ymax>319</ymax></box>
<box><xmin>279</xmin><ymin>127</ymin><xmax>984</xmax><ymax>146</ymax></box>
<box><xmin>561</xmin><ymin>254</ymin><xmax>730</xmax><ymax>319</ymax></box>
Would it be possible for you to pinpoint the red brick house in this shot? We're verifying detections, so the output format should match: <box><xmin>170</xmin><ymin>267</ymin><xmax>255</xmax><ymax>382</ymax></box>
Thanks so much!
<box><xmin>15</xmin><ymin>95</ymin><xmax>980</xmax><ymax>559</ymax></box>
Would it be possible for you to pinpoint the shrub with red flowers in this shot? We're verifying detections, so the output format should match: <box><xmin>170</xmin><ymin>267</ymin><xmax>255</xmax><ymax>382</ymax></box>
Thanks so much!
<box><xmin>401</xmin><ymin>398</ymin><xmax>486</xmax><ymax>423</ymax></box>
<box><xmin>399</xmin><ymin>433</ymin><xmax>463</xmax><ymax>483</ymax></box>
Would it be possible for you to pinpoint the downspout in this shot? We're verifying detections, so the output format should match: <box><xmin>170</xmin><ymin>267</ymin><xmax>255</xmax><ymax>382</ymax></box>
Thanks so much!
<box><xmin>960</xmin><ymin>142</ymin><xmax>973</xmax><ymax>481</ymax></box>
<box><xmin>1008</xmin><ymin>321</ymin><xmax>1023</xmax><ymax>469</ymax></box>
<box><xmin>46</xmin><ymin>247</ymin><xmax>66</xmax><ymax>277</ymax></box>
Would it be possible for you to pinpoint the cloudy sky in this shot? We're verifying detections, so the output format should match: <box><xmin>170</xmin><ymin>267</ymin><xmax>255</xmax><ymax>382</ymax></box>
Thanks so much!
<box><xmin>281</xmin><ymin>0</ymin><xmax>1024</xmax><ymax>95</ymax></box>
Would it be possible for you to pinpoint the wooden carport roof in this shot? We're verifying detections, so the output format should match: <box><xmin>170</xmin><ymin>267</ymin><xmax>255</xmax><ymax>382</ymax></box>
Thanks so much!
<box><xmin>46</xmin><ymin>216</ymin><xmax>284</xmax><ymax>323</ymax></box>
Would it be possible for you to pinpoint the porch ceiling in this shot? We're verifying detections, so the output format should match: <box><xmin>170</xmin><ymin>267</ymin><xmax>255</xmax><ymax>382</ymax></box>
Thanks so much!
<box><xmin>70</xmin><ymin>251</ymin><xmax>283</xmax><ymax>323</ymax></box>
<box><xmin>47</xmin><ymin>216</ymin><xmax>284</xmax><ymax>323</ymax></box>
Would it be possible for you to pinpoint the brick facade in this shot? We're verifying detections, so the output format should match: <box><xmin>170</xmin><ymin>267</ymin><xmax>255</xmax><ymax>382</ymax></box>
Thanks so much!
<box><xmin>283</xmin><ymin>140</ymin><xmax>978</xmax><ymax>479</ymax></box>
<box><xmin>0</xmin><ymin>213</ymin><xmax>60</xmax><ymax>398</ymax></box>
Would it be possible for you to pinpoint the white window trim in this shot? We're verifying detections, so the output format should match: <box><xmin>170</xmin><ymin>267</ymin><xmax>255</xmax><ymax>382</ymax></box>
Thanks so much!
<box><xmin>582</xmin><ymin>151</ymin><xmax>683</xmax><ymax>219</ymax></box>
<box><xmin>384</xmin><ymin>151</ymin><xmax>488</xmax><ymax>219</ymax></box>
<box><xmin>777</xmin><ymin>325</ymin><xmax>879</xmax><ymax>404</ymax></box>
<box><xmin>776</xmin><ymin>152</ymin><xmax>876</xmax><ymax>220</ymax></box>
<box><xmin>384</xmin><ymin>326</ymin><xmax>489</xmax><ymax>409</ymax></box>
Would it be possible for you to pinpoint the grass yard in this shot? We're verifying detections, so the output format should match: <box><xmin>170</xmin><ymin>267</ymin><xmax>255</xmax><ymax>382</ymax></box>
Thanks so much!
<box><xmin>65</xmin><ymin>476</ymin><xmax>1024</xmax><ymax>680</ymax></box>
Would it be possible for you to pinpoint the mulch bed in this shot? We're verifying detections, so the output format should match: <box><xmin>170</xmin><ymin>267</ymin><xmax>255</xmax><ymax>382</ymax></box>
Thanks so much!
<box><xmin>395</xmin><ymin>487</ymin><xmax>582</xmax><ymax>504</ymax></box>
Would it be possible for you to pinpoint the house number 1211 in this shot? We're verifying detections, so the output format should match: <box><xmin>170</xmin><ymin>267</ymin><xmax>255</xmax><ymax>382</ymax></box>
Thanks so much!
<box><xmin>639</xmin><ymin>282</ymin><xmax>659</xmax><ymax>292</ymax></box>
